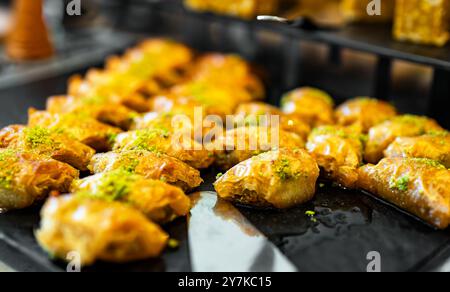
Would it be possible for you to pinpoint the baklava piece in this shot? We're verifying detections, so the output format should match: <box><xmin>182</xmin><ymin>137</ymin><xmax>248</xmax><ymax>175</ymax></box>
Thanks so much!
<box><xmin>68</xmin><ymin>39</ymin><xmax>194</xmax><ymax>110</ymax></box>
<box><xmin>394</xmin><ymin>0</ymin><xmax>449</xmax><ymax>47</ymax></box>
<box><xmin>89</xmin><ymin>150</ymin><xmax>203</xmax><ymax>192</ymax></box>
<box><xmin>184</xmin><ymin>0</ymin><xmax>279</xmax><ymax>20</ymax></box>
<box><xmin>0</xmin><ymin>149</ymin><xmax>78</xmax><ymax>210</ymax></box>
<box><xmin>358</xmin><ymin>158</ymin><xmax>450</xmax><ymax>229</ymax></box>
<box><xmin>235</xmin><ymin>102</ymin><xmax>311</xmax><ymax>139</ymax></box>
<box><xmin>384</xmin><ymin>131</ymin><xmax>450</xmax><ymax>168</ymax></box>
<box><xmin>112</xmin><ymin>129</ymin><xmax>214</xmax><ymax>169</ymax></box>
<box><xmin>214</xmin><ymin>149</ymin><xmax>320</xmax><ymax>209</ymax></box>
<box><xmin>212</xmin><ymin>126</ymin><xmax>305</xmax><ymax>170</ymax></box>
<box><xmin>190</xmin><ymin>54</ymin><xmax>265</xmax><ymax>100</ymax></box>
<box><xmin>28</xmin><ymin>109</ymin><xmax>122</xmax><ymax>152</ymax></box>
<box><xmin>36</xmin><ymin>195</ymin><xmax>168</xmax><ymax>266</ymax></box>
<box><xmin>281</xmin><ymin>87</ymin><xmax>335</xmax><ymax>127</ymax></box>
<box><xmin>335</xmin><ymin>97</ymin><xmax>397</xmax><ymax>133</ymax></box>
<box><xmin>365</xmin><ymin>115</ymin><xmax>444</xmax><ymax>163</ymax></box>
<box><xmin>306</xmin><ymin>126</ymin><xmax>365</xmax><ymax>188</ymax></box>
<box><xmin>0</xmin><ymin>125</ymin><xmax>95</xmax><ymax>171</ymax></box>
<box><xmin>71</xmin><ymin>170</ymin><xmax>191</xmax><ymax>224</ymax></box>
<box><xmin>46</xmin><ymin>95</ymin><xmax>138</xmax><ymax>130</ymax></box>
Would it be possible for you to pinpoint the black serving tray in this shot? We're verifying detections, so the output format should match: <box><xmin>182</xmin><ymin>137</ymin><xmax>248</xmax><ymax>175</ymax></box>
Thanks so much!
<box><xmin>1</xmin><ymin>166</ymin><xmax>450</xmax><ymax>272</ymax></box>
<box><xmin>0</xmin><ymin>80</ymin><xmax>450</xmax><ymax>272</ymax></box>
<box><xmin>0</xmin><ymin>26</ymin><xmax>450</xmax><ymax>273</ymax></box>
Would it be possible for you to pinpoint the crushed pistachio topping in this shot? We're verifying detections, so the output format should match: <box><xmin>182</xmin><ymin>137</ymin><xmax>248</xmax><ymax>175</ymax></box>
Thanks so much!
<box><xmin>311</xmin><ymin>126</ymin><xmax>366</xmax><ymax>143</ymax></box>
<box><xmin>0</xmin><ymin>169</ymin><xmax>14</xmax><ymax>190</ymax></box>
<box><xmin>275</xmin><ymin>158</ymin><xmax>302</xmax><ymax>180</ymax></box>
<box><xmin>305</xmin><ymin>210</ymin><xmax>316</xmax><ymax>217</ymax></box>
<box><xmin>275</xmin><ymin>158</ymin><xmax>290</xmax><ymax>180</ymax></box>
<box><xmin>132</xmin><ymin>129</ymin><xmax>169</xmax><ymax>152</ymax></box>
<box><xmin>410</xmin><ymin>158</ymin><xmax>446</xmax><ymax>169</ymax></box>
<box><xmin>0</xmin><ymin>149</ymin><xmax>18</xmax><ymax>190</ymax></box>
<box><xmin>305</xmin><ymin>210</ymin><xmax>317</xmax><ymax>223</ymax></box>
<box><xmin>216</xmin><ymin>173</ymin><xmax>223</xmax><ymax>180</ymax></box>
<box><xmin>427</xmin><ymin>130</ymin><xmax>449</xmax><ymax>137</ymax></box>
<box><xmin>107</xmin><ymin>133</ymin><xmax>118</xmax><ymax>146</ymax></box>
<box><xmin>121</xmin><ymin>157</ymin><xmax>140</xmax><ymax>173</ymax></box>
<box><xmin>83</xmin><ymin>95</ymin><xmax>109</xmax><ymax>105</ymax></box>
<box><xmin>394</xmin><ymin>115</ymin><xmax>430</xmax><ymax>131</ymax></box>
<box><xmin>168</xmin><ymin>239</ymin><xmax>180</xmax><ymax>249</ymax></box>
<box><xmin>390</xmin><ymin>175</ymin><xmax>410</xmax><ymax>192</ymax></box>
<box><xmin>24</xmin><ymin>127</ymin><xmax>56</xmax><ymax>149</ymax></box>
<box><xmin>0</xmin><ymin>149</ymin><xmax>16</xmax><ymax>162</ymax></box>
<box><xmin>84</xmin><ymin>170</ymin><xmax>139</xmax><ymax>202</ymax></box>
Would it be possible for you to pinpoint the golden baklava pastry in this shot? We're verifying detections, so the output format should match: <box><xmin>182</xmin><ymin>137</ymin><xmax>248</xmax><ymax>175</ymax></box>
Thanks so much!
<box><xmin>394</xmin><ymin>0</ymin><xmax>449</xmax><ymax>47</ymax></box>
<box><xmin>131</xmin><ymin>110</ymin><xmax>207</xmax><ymax>141</ymax></box>
<box><xmin>68</xmin><ymin>40</ymin><xmax>194</xmax><ymax>110</ymax></box>
<box><xmin>28</xmin><ymin>109</ymin><xmax>122</xmax><ymax>152</ymax></box>
<box><xmin>110</xmin><ymin>39</ymin><xmax>194</xmax><ymax>88</ymax></box>
<box><xmin>335</xmin><ymin>97</ymin><xmax>398</xmax><ymax>133</ymax></box>
<box><xmin>234</xmin><ymin>102</ymin><xmax>311</xmax><ymax>139</ymax></box>
<box><xmin>89</xmin><ymin>150</ymin><xmax>203</xmax><ymax>192</ymax></box>
<box><xmin>281</xmin><ymin>87</ymin><xmax>335</xmax><ymax>127</ymax></box>
<box><xmin>0</xmin><ymin>125</ymin><xmax>95</xmax><ymax>171</ymax></box>
<box><xmin>71</xmin><ymin>170</ymin><xmax>191</xmax><ymax>224</ymax></box>
<box><xmin>0</xmin><ymin>149</ymin><xmax>79</xmax><ymax>210</ymax></box>
<box><xmin>149</xmin><ymin>94</ymin><xmax>203</xmax><ymax>116</ymax></box>
<box><xmin>384</xmin><ymin>131</ymin><xmax>450</xmax><ymax>168</ymax></box>
<box><xmin>46</xmin><ymin>95</ymin><xmax>138</xmax><ymax>130</ymax></box>
<box><xmin>212</xmin><ymin>126</ymin><xmax>305</xmax><ymax>170</ymax></box>
<box><xmin>365</xmin><ymin>115</ymin><xmax>444</xmax><ymax>163</ymax></box>
<box><xmin>184</xmin><ymin>0</ymin><xmax>279</xmax><ymax>20</ymax></box>
<box><xmin>112</xmin><ymin>129</ymin><xmax>214</xmax><ymax>169</ymax></box>
<box><xmin>69</xmin><ymin>73</ymin><xmax>150</xmax><ymax>113</ymax></box>
<box><xmin>190</xmin><ymin>54</ymin><xmax>265</xmax><ymax>100</ymax></box>
<box><xmin>214</xmin><ymin>149</ymin><xmax>320</xmax><ymax>209</ymax></box>
<box><xmin>169</xmin><ymin>81</ymin><xmax>245</xmax><ymax>118</ymax></box>
<box><xmin>36</xmin><ymin>195</ymin><xmax>169</xmax><ymax>266</ymax></box>
<box><xmin>306</xmin><ymin>126</ymin><xmax>364</xmax><ymax>188</ymax></box>
<box><xmin>358</xmin><ymin>158</ymin><xmax>450</xmax><ymax>229</ymax></box>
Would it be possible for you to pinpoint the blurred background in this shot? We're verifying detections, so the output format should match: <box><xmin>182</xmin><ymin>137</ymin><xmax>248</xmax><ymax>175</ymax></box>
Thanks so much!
<box><xmin>0</xmin><ymin>0</ymin><xmax>448</xmax><ymax>126</ymax></box>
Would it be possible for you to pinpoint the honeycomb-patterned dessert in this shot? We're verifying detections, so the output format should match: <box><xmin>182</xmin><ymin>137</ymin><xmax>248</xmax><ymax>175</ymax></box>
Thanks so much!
<box><xmin>394</xmin><ymin>0</ymin><xmax>449</xmax><ymax>46</ymax></box>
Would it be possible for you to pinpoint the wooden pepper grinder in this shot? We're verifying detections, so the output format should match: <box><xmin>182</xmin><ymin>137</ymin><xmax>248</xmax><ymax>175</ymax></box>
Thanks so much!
<box><xmin>6</xmin><ymin>0</ymin><xmax>54</xmax><ymax>60</ymax></box>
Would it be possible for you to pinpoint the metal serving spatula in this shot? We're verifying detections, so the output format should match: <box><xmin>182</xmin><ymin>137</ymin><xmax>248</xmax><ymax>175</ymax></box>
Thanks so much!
<box><xmin>257</xmin><ymin>12</ymin><xmax>346</xmax><ymax>30</ymax></box>
<box><xmin>188</xmin><ymin>192</ymin><xmax>297</xmax><ymax>272</ymax></box>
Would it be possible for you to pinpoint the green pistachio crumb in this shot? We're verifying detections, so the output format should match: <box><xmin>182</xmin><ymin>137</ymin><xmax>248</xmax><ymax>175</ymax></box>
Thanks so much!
<box><xmin>390</xmin><ymin>175</ymin><xmax>409</xmax><ymax>192</ymax></box>
<box><xmin>168</xmin><ymin>239</ymin><xmax>180</xmax><ymax>249</ymax></box>
<box><xmin>24</xmin><ymin>127</ymin><xmax>55</xmax><ymax>149</ymax></box>
<box><xmin>275</xmin><ymin>158</ymin><xmax>291</xmax><ymax>180</ymax></box>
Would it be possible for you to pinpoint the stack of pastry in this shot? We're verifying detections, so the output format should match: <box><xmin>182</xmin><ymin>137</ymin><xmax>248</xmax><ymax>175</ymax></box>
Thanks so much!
<box><xmin>0</xmin><ymin>39</ymin><xmax>267</xmax><ymax>266</ymax></box>
<box><xmin>1</xmin><ymin>38</ymin><xmax>450</xmax><ymax>269</ymax></box>
<box><xmin>184</xmin><ymin>0</ymin><xmax>280</xmax><ymax>19</ymax></box>
<box><xmin>394</xmin><ymin>0</ymin><xmax>449</xmax><ymax>47</ymax></box>
<box><xmin>6</xmin><ymin>0</ymin><xmax>53</xmax><ymax>60</ymax></box>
